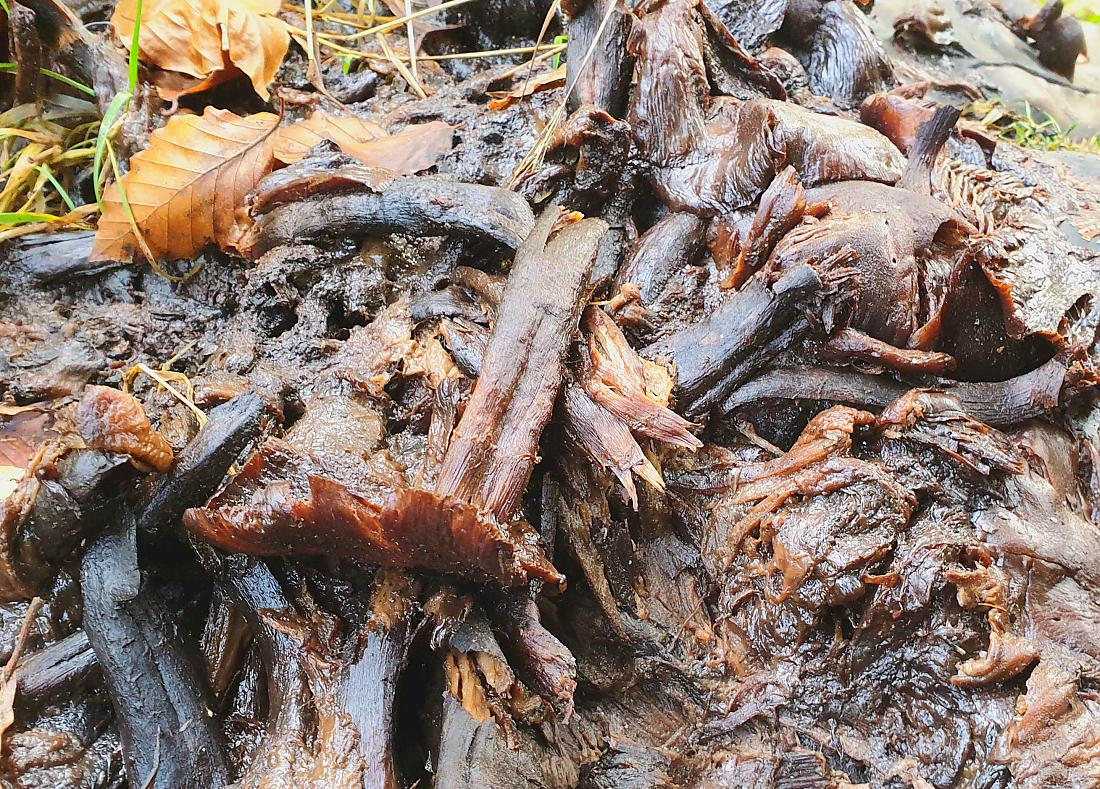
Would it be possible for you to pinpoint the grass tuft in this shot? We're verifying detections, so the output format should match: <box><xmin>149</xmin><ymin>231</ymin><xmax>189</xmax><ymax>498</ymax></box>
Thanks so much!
<box><xmin>965</xmin><ymin>100</ymin><xmax>1100</xmax><ymax>153</ymax></box>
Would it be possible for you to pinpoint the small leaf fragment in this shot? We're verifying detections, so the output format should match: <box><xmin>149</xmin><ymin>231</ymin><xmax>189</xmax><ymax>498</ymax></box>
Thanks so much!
<box><xmin>488</xmin><ymin>63</ymin><xmax>567</xmax><ymax>109</ymax></box>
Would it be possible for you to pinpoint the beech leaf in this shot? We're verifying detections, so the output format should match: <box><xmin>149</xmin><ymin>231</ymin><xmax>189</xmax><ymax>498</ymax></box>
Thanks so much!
<box><xmin>91</xmin><ymin>108</ymin><xmax>280</xmax><ymax>264</ymax></box>
<box><xmin>273</xmin><ymin>112</ymin><xmax>454</xmax><ymax>174</ymax></box>
<box><xmin>112</xmin><ymin>0</ymin><xmax>289</xmax><ymax>99</ymax></box>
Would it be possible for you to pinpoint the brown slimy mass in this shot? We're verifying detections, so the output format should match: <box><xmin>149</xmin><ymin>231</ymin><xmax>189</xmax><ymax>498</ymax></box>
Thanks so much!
<box><xmin>2</xmin><ymin>0</ymin><xmax>1100</xmax><ymax>786</ymax></box>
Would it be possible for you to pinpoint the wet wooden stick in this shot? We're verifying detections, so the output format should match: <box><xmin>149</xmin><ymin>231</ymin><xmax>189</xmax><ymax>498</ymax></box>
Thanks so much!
<box><xmin>436</xmin><ymin>208</ymin><xmax>607</xmax><ymax>520</ymax></box>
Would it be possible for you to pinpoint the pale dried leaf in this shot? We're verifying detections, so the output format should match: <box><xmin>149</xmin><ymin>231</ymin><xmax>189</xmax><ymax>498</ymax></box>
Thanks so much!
<box><xmin>273</xmin><ymin>112</ymin><xmax>453</xmax><ymax>173</ymax></box>
<box><xmin>0</xmin><ymin>673</ymin><xmax>15</xmax><ymax>748</ymax></box>
<box><xmin>112</xmin><ymin>0</ymin><xmax>289</xmax><ymax>99</ymax></box>
<box><xmin>232</xmin><ymin>0</ymin><xmax>282</xmax><ymax>13</ymax></box>
<box><xmin>272</xmin><ymin>112</ymin><xmax>387</xmax><ymax>164</ymax></box>
<box><xmin>91</xmin><ymin>108</ymin><xmax>280</xmax><ymax>263</ymax></box>
<box><xmin>0</xmin><ymin>467</ymin><xmax>22</xmax><ymax>501</ymax></box>
<box><xmin>488</xmin><ymin>64</ymin><xmax>567</xmax><ymax>109</ymax></box>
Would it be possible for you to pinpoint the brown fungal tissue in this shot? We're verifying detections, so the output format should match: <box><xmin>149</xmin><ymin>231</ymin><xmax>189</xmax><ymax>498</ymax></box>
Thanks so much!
<box><xmin>1</xmin><ymin>0</ymin><xmax>1100</xmax><ymax>786</ymax></box>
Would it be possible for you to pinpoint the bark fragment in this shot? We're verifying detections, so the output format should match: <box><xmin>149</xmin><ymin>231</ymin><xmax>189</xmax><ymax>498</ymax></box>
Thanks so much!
<box><xmin>436</xmin><ymin>208</ymin><xmax>608</xmax><ymax>520</ymax></box>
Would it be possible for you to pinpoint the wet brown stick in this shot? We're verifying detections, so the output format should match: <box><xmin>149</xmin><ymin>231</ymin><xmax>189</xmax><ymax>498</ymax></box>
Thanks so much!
<box><xmin>201</xmin><ymin>594</ymin><xmax>252</xmax><ymax>700</ymax></box>
<box><xmin>435</xmin><ymin>208</ymin><xmax>608</xmax><ymax>520</ymax></box>
<box><xmin>721</xmin><ymin>357</ymin><xmax>1074</xmax><ymax>426</ymax></box>
<box><xmin>439</xmin><ymin>314</ymin><xmax>673</xmax><ymax>507</ymax></box>
<box><xmin>77</xmin><ymin>394</ymin><xmax>265</xmax><ymax>787</ymax></box>
<box><xmin>824</xmin><ymin>327</ymin><xmax>957</xmax><ymax>374</ymax></box>
<box><xmin>643</xmin><ymin>264</ymin><xmax>829</xmax><ymax>419</ymax></box>
<box><xmin>615</xmin><ymin>212</ymin><xmax>707</xmax><ymax>303</ymax></box>
<box><xmin>484</xmin><ymin>588</ymin><xmax>578</xmax><ymax>719</ymax></box>
<box><xmin>335</xmin><ymin>571</ymin><xmax>422</xmax><ymax>789</ymax></box>
<box><xmin>565</xmin><ymin>0</ymin><xmax>634</xmax><ymax>116</ymax></box>
<box><xmin>81</xmin><ymin>529</ymin><xmax>232</xmax><ymax>789</ymax></box>
<box><xmin>339</xmin><ymin>628</ymin><xmax>415</xmax><ymax>789</ymax></box>
<box><xmin>193</xmin><ymin>551</ymin><xmax>315</xmax><ymax>785</ymax></box>
<box><xmin>243</xmin><ymin>176</ymin><xmax>537</xmax><ymax>258</ymax></box>
<box><xmin>15</xmin><ymin>630</ymin><xmax>98</xmax><ymax>706</ymax></box>
<box><xmin>722</xmin><ymin>365</ymin><xmax>908</xmax><ymax>414</ymax></box>
<box><xmin>196</xmin><ymin>554</ymin><xmax>420</xmax><ymax>787</ymax></box>
<box><xmin>7</xmin><ymin>231</ymin><xmax>119</xmax><ymax>285</ymax></box>
<box><xmin>137</xmin><ymin>393</ymin><xmax>266</xmax><ymax>541</ymax></box>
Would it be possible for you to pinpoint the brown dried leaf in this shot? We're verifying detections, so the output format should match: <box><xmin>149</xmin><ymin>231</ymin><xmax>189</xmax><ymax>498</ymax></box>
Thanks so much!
<box><xmin>112</xmin><ymin>0</ymin><xmax>222</xmax><ymax>80</ymax></box>
<box><xmin>0</xmin><ymin>404</ymin><xmax>60</xmax><ymax>502</ymax></box>
<box><xmin>112</xmin><ymin>0</ymin><xmax>289</xmax><ymax>99</ymax></box>
<box><xmin>150</xmin><ymin>65</ymin><xmax>240</xmax><ymax>102</ymax></box>
<box><xmin>272</xmin><ymin>112</ymin><xmax>386</xmax><ymax>164</ymax></box>
<box><xmin>223</xmin><ymin>1</ymin><xmax>290</xmax><ymax>99</ymax></box>
<box><xmin>0</xmin><ymin>671</ymin><xmax>16</xmax><ymax>749</ymax></box>
<box><xmin>91</xmin><ymin>108</ymin><xmax>280</xmax><ymax>263</ymax></box>
<box><xmin>273</xmin><ymin>112</ymin><xmax>453</xmax><ymax>173</ymax></box>
<box><xmin>342</xmin><ymin>121</ymin><xmax>453</xmax><ymax>173</ymax></box>
<box><xmin>488</xmin><ymin>64</ymin><xmax>567</xmax><ymax>109</ymax></box>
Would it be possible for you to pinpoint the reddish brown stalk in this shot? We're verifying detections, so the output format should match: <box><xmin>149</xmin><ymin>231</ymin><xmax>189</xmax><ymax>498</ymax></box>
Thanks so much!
<box><xmin>435</xmin><ymin>208</ymin><xmax>608</xmax><ymax>521</ymax></box>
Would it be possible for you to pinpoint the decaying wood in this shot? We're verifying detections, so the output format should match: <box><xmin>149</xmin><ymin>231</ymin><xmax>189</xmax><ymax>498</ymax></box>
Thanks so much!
<box><xmin>82</xmin><ymin>524</ymin><xmax>232</xmax><ymax>789</ymax></box>
<box><xmin>644</xmin><ymin>263</ymin><xmax>843</xmax><ymax>418</ymax></box>
<box><xmin>436</xmin><ymin>208</ymin><xmax>608</xmax><ymax>520</ymax></box>
<box><xmin>242</xmin><ymin>175</ymin><xmax>538</xmax><ymax>258</ymax></box>
<box><xmin>4</xmin><ymin>0</ymin><xmax>1100</xmax><ymax>785</ymax></box>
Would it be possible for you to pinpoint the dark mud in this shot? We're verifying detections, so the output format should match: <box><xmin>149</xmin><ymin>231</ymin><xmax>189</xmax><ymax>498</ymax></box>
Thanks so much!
<box><xmin>2</xmin><ymin>0</ymin><xmax>1100</xmax><ymax>787</ymax></box>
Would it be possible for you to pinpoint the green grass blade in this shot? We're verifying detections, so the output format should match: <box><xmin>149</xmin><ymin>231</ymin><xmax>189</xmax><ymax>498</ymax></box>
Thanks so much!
<box><xmin>38</xmin><ymin>68</ymin><xmax>96</xmax><ymax>97</ymax></box>
<box><xmin>552</xmin><ymin>34</ymin><xmax>568</xmax><ymax>69</ymax></box>
<box><xmin>129</xmin><ymin>0</ymin><xmax>143</xmax><ymax>93</ymax></box>
<box><xmin>0</xmin><ymin>63</ymin><xmax>95</xmax><ymax>96</ymax></box>
<box><xmin>108</xmin><ymin>147</ymin><xmax>137</xmax><ymax>227</ymax></box>
<box><xmin>37</xmin><ymin>165</ymin><xmax>77</xmax><ymax>211</ymax></box>
<box><xmin>93</xmin><ymin>91</ymin><xmax>132</xmax><ymax>210</ymax></box>
<box><xmin>0</xmin><ymin>212</ymin><xmax>59</xmax><ymax>224</ymax></box>
<box><xmin>0</xmin><ymin>1</ymin><xmax>8</xmax><ymax>16</ymax></box>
